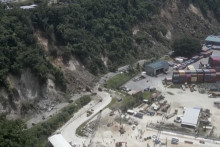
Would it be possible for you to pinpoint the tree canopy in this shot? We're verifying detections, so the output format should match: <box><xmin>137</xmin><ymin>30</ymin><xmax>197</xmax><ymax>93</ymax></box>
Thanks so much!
<box><xmin>0</xmin><ymin>3</ymin><xmax>66</xmax><ymax>92</ymax></box>
<box><xmin>172</xmin><ymin>38</ymin><xmax>201</xmax><ymax>57</ymax></box>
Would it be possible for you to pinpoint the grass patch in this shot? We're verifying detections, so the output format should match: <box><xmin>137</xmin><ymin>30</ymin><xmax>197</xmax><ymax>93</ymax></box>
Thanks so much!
<box><xmin>142</xmin><ymin>91</ymin><xmax>153</xmax><ymax>100</ymax></box>
<box><xmin>76</xmin><ymin>121</ymin><xmax>88</xmax><ymax>137</ymax></box>
<box><xmin>106</xmin><ymin>72</ymin><xmax>136</xmax><ymax>89</ymax></box>
<box><xmin>107</xmin><ymin>97</ymin><xmax>118</xmax><ymax>109</ymax></box>
<box><xmin>120</xmin><ymin>94</ymin><xmax>143</xmax><ymax>112</ymax></box>
<box><xmin>25</xmin><ymin>95</ymin><xmax>91</xmax><ymax>146</ymax></box>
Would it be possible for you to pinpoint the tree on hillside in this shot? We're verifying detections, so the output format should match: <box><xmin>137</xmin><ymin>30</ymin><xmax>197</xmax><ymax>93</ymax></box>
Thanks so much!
<box><xmin>172</xmin><ymin>38</ymin><xmax>201</xmax><ymax>57</ymax></box>
<box><xmin>0</xmin><ymin>118</ymin><xmax>28</xmax><ymax>147</ymax></box>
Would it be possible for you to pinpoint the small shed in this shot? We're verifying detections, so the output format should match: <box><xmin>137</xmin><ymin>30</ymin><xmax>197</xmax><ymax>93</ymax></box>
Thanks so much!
<box><xmin>145</xmin><ymin>60</ymin><xmax>169</xmax><ymax>76</ymax></box>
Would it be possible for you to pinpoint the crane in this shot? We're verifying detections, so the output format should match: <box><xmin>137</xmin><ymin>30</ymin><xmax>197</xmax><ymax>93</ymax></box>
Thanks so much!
<box><xmin>154</xmin><ymin>113</ymin><xmax>166</xmax><ymax>146</ymax></box>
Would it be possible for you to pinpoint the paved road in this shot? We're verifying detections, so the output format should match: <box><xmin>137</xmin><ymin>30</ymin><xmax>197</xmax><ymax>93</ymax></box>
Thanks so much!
<box><xmin>60</xmin><ymin>90</ymin><xmax>112</xmax><ymax>146</ymax></box>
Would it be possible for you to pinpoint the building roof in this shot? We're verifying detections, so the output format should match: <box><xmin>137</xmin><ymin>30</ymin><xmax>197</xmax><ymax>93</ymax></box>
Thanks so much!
<box><xmin>48</xmin><ymin>134</ymin><xmax>72</xmax><ymax>147</ymax></box>
<box><xmin>181</xmin><ymin>108</ymin><xmax>200</xmax><ymax>127</ymax></box>
<box><xmin>210</xmin><ymin>55</ymin><xmax>220</xmax><ymax>62</ymax></box>
<box><xmin>146</xmin><ymin>60</ymin><xmax>168</xmax><ymax>70</ymax></box>
<box><xmin>205</xmin><ymin>35</ymin><xmax>220</xmax><ymax>43</ymax></box>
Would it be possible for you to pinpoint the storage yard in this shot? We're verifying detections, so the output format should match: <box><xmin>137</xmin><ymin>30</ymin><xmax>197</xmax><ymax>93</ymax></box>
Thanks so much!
<box><xmin>50</xmin><ymin>37</ymin><xmax>220</xmax><ymax>147</ymax></box>
<box><xmin>88</xmin><ymin>45</ymin><xmax>220</xmax><ymax>146</ymax></box>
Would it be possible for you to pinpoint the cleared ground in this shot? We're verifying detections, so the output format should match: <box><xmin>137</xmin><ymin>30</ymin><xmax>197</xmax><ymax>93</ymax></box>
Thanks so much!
<box><xmin>93</xmin><ymin>108</ymin><xmax>220</xmax><ymax>147</ymax></box>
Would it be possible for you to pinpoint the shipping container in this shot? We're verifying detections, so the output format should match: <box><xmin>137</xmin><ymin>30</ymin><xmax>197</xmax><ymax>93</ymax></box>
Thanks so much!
<box><xmin>191</xmin><ymin>77</ymin><xmax>197</xmax><ymax>82</ymax></box>
<box><xmin>203</xmin><ymin>69</ymin><xmax>211</xmax><ymax>73</ymax></box>
<box><xmin>196</xmin><ymin>69</ymin><xmax>204</xmax><ymax>74</ymax></box>
<box><xmin>210</xmin><ymin>69</ymin><xmax>216</xmax><ymax>73</ymax></box>
<box><xmin>173</xmin><ymin>79</ymin><xmax>179</xmax><ymax>83</ymax></box>
<box><xmin>197</xmin><ymin>75</ymin><xmax>204</xmax><ymax>83</ymax></box>
<box><xmin>173</xmin><ymin>71</ymin><xmax>179</xmax><ymax>74</ymax></box>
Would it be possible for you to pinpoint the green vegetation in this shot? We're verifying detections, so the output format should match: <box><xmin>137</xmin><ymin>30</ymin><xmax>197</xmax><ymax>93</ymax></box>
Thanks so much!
<box><xmin>0</xmin><ymin>117</ymin><xmax>28</xmax><ymax>147</ymax></box>
<box><xmin>0</xmin><ymin>95</ymin><xmax>91</xmax><ymax>147</ymax></box>
<box><xmin>0</xmin><ymin>3</ymin><xmax>66</xmax><ymax>93</ymax></box>
<box><xmin>172</xmin><ymin>38</ymin><xmax>201</xmax><ymax>57</ymax></box>
<box><xmin>141</xmin><ymin>91</ymin><xmax>153</xmax><ymax>100</ymax></box>
<box><xmin>76</xmin><ymin>121</ymin><xmax>88</xmax><ymax>137</ymax></box>
<box><xmin>30</xmin><ymin>0</ymin><xmax>160</xmax><ymax>74</ymax></box>
<box><xmin>107</xmin><ymin>97</ymin><xmax>118</xmax><ymax>109</ymax></box>
<box><xmin>120</xmin><ymin>94</ymin><xmax>143</xmax><ymax>112</ymax></box>
<box><xmin>106</xmin><ymin>72</ymin><xmax>136</xmax><ymax>89</ymax></box>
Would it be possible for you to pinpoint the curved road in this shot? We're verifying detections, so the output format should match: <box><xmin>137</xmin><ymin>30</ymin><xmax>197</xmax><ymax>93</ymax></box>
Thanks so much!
<box><xmin>59</xmin><ymin>90</ymin><xmax>112</xmax><ymax>146</ymax></box>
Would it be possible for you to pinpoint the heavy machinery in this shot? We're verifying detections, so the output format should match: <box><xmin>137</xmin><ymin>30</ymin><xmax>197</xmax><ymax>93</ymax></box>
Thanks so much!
<box><xmin>115</xmin><ymin>142</ymin><xmax>127</xmax><ymax>147</ymax></box>
<box><xmin>87</xmin><ymin>110</ymin><xmax>93</xmax><ymax>117</ymax></box>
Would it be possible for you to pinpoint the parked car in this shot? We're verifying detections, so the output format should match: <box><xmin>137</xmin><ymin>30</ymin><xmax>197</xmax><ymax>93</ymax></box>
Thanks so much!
<box><xmin>144</xmin><ymin>86</ymin><xmax>150</xmax><ymax>91</ymax></box>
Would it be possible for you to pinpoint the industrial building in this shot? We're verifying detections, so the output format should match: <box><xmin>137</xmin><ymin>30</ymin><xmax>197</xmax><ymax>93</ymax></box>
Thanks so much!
<box><xmin>181</xmin><ymin>108</ymin><xmax>201</xmax><ymax>128</ymax></box>
<box><xmin>145</xmin><ymin>60</ymin><xmax>169</xmax><ymax>76</ymax></box>
<box><xmin>205</xmin><ymin>35</ymin><xmax>220</xmax><ymax>45</ymax></box>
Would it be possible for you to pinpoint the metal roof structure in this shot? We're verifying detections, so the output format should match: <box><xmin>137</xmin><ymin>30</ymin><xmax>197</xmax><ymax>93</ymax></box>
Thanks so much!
<box><xmin>48</xmin><ymin>134</ymin><xmax>72</xmax><ymax>147</ymax></box>
<box><xmin>146</xmin><ymin>60</ymin><xmax>168</xmax><ymax>70</ymax></box>
<box><xmin>205</xmin><ymin>35</ymin><xmax>220</xmax><ymax>43</ymax></box>
<box><xmin>181</xmin><ymin>108</ymin><xmax>200</xmax><ymax>127</ymax></box>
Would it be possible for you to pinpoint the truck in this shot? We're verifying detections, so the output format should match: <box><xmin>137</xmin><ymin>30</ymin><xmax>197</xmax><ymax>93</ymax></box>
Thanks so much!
<box><xmin>87</xmin><ymin>110</ymin><xmax>93</xmax><ymax>117</ymax></box>
<box><xmin>166</xmin><ymin>113</ymin><xmax>176</xmax><ymax>119</ymax></box>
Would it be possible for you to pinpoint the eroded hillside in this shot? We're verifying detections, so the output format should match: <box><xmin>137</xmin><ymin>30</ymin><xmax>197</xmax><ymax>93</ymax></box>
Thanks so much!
<box><xmin>0</xmin><ymin>0</ymin><xmax>220</xmax><ymax>119</ymax></box>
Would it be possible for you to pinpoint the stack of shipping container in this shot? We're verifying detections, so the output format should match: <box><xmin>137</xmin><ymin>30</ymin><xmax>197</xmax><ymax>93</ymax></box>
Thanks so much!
<box><xmin>172</xmin><ymin>69</ymin><xmax>217</xmax><ymax>84</ymax></box>
<box><xmin>185</xmin><ymin>70</ymin><xmax>191</xmax><ymax>83</ymax></box>
<box><xmin>172</xmin><ymin>71</ymin><xmax>179</xmax><ymax>83</ymax></box>
<box><xmin>191</xmin><ymin>70</ymin><xmax>197</xmax><ymax>83</ymax></box>
<box><xmin>179</xmin><ymin>70</ymin><xmax>186</xmax><ymax>83</ymax></box>
<box><xmin>216</xmin><ymin>72</ymin><xmax>220</xmax><ymax>83</ymax></box>
<box><xmin>196</xmin><ymin>69</ymin><xmax>204</xmax><ymax>83</ymax></box>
